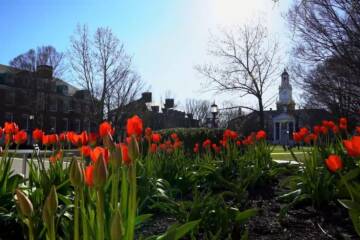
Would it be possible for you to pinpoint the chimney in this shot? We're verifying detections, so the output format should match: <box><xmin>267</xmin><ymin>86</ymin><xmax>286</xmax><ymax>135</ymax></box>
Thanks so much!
<box><xmin>141</xmin><ymin>92</ymin><xmax>152</xmax><ymax>103</ymax></box>
<box><xmin>36</xmin><ymin>65</ymin><xmax>53</xmax><ymax>78</ymax></box>
<box><xmin>164</xmin><ymin>98</ymin><xmax>174</xmax><ymax>109</ymax></box>
<box><xmin>151</xmin><ymin>105</ymin><xmax>159</xmax><ymax>112</ymax></box>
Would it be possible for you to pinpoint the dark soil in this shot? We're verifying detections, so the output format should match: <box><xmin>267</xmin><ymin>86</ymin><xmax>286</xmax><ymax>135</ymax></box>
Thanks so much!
<box><xmin>247</xmin><ymin>184</ymin><xmax>358</xmax><ymax>240</ymax></box>
<box><xmin>0</xmin><ymin>218</ymin><xmax>23</xmax><ymax>240</ymax></box>
<box><xmin>136</xmin><ymin>182</ymin><xmax>358</xmax><ymax>240</ymax></box>
<box><xmin>136</xmin><ymin>214</ymin><xmax>178</xmax><ymax>239</ymax></box>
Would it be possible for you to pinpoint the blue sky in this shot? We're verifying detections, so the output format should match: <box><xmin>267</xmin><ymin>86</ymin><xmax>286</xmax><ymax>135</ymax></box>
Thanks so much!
<box><xmin>0</xmin><ymin>0</ymin><xmax>293</xmax><ymax>110</ymax></box>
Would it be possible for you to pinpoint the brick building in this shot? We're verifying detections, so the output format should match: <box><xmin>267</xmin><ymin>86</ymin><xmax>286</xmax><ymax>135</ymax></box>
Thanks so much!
<box><xmin>0</xmin><ymin>64</ymin><xmax>96</xmax><ymax>136</ymax></box>
<box><xmin>109</xmin><ymin>92</ymin><xmax>199</xmax><ymax>137</ymax></box>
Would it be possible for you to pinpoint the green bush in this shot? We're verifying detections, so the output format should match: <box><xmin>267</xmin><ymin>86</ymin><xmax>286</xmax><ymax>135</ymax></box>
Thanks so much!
<box><xmin>156</xmin><ymin>128</ymin><xmax>226</xmax><ymax>152</ymax></box>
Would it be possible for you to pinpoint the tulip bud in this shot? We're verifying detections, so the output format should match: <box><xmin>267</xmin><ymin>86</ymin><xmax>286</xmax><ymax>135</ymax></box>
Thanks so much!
<box><xmin>45</xmin><ymin>185</ymin><xmax>58</xmax><ymax>216</ymax></box>
<box><xmin>70</xmin><ymin>158</ymin><xmax>84</xmax><ymax>187</ymax></box>
<box><xmin>93</xmin><ymin>156</ymin><xmax>108</xmax><ymax>189</ymax></box>
<box><xmin>42</xmin><ymin>203</ymin><xmax>51</xmax><ymax>227</ymax></box>
<box><xmin>111</xmin><ymin>145</ymin><xmax>122</xmax><ymax>169</ymax></box>
<box><xmin>128</xmin><ymin>135</ymin><xmax>139</xmax><ymax>162</ymax></box>
<box><xmin>103</xmin><ymin>132</ymin><xmax>115</xmax><ymax>150</ymax></box>
<box><xmin>111</xmin><ymin>209</ymin><xmax>124</xmax><ymax>240</ymax></box>
<box><xmin>15</xmin><ymin>189</ymin><xmax>33</xmax><ymax>218</ymax></box>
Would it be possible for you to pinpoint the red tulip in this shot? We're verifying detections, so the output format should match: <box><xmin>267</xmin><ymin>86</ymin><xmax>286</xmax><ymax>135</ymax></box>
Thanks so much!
<box><xmin>88</xmin><ymin>132</ymin><xmax>98</xmax><ymax>146</ymax></box>
<box><xmin>32</xmin><ymin>129</ymin><xmax>43</xmax><ymax>142</ymax></box>
<box><xmin>120</xmin><ymin>143</ymin><xmax>131</xmax><ymax>165</ymax></box>
<box><xmin>343</xmin><ymin>136</ymin><xmax>360</xmax><ymax>157</ymax></box>
<box><xmin>171</xmin><ymin>133</ymin><xmax>178</xmax><ymax>141</ymax></box>
<box><xmin>80</xmin><ymin>131</ymin><xmax>88</xmax><ymax>145</ymax></box>
<box><xmin>126</xmin><ymin>115</ymin><xmax>143</xmax><ymax>137</ymax></box>
<box><xmin>90</xmin><ymin>147</ymin><xmax>109</xmax><ymax>163</ymax></box>
<box><xmin>150</xmin><ymin>143</ymin><xmax>157</xmax><ymax>153</ymax></box>
<box><xmin>212</xmin><ymin>143</ymin><xmax>221</xmax><ymax>153</ymax></box>
<box><xmin>14</xmin><ymin>130</ymin><xmax>27</xmax><ymax>145</ymax></box>
<box><xmin>325</xmin><ymin>155</ymin><xmax>343</xmax><ymax>172</ymax></box>
<box><xmin>81</xmin><ymin>146</ymin><xmax>92</xmax><ymax>157</ymax></box>
<box><xmin>356</xmin><ymin>127</ymin><xmax>360</xmax><ymax>135</ymax></box>
<box><xmin>193</xmin><ymin>143</ymin><xmax>199</xmax><ymax>153</ymax></box>
<box><xmin>304</xmin><ymin>133</ymin><xmax>317</xmax><ymax>144</ymax></box>
<box><xmin>145</xmin><ymin>127</ymin><xmax>152</xmax><ymax>137</ymax></box>
<box><xmin>332</xmin><ymin>125</ymin><xmax>339</xmax><ymax>134</ymax></box>
<box><xmin>99</xmin><ymin>121</ymin><xmax>114</xmax><ymax>138</ymax></box>
<box><xmin>256</xmin><ymin>130</ymin><xmax>266</xmax><ymax>140</ymax></box>
<box><xmin>59</xmin><ymin>132</ymin><xmax>68</xmax><ymax>142</ymax></box>
<box><xmin>5</xmin><ymin>134</ymin><xmax>13</xmax><ymax>144</ymax></box>
<box><xmin>202</xmin><ymin>139</ymin><xmax>212</xmax><ymax>149</ymax></box>
<box><xmin>339</xmin><ymin>117</ymin><xmax>347</xmax><ymax>130</ymax></box>
<box><xmin>49</xmin><ymin>151</ymin><xmax>63</xmax><ymax>164</ymax></box>
<box><xmin>85</xmin><ymin>165</ymin><xmax>94</xmax><ymax>187</ymax></box>
<box><xmin>223</xmin><ymin>129</ymin><xmax>238</xmax><ymax>140</ymax></box>
<box><xmin>43</xmin><ymin>134</ymin><xmax>58</xmax><ymax>146</ymax></box>
<box><xmin>4</xmin><ymin>122</ymin><xmax>19</xmax><ymax>135</ymax></box>
<box><xmin>293</xmin><ymin>132</ymin><xmax>302</xmax><ymax>143</ymax></box>
<box><xmin>299</xmin><ymin>127</ymin><xmax>309</xmax><ymax>137</ymax></box>
<box><xmin>322</xmin><ymin>120</ymin><xmax>334</xmax><ymax>129</ymax></box>
<box><xmin>152</xmin><ymin>133</ymin><xmax>161</xmax><ymax>143</ymax></box>
<box><xmin>173</xmin><ymin>140</ymin><xmax>182</xmax><ymax>149</ymax></box>
<box><xmin>243</xmin><ymin>134</ymin><xmax>254</xmax><ymax>145</ymax></box>
<box><xmin>313</xmin><ymin>125</ymin><xmax>321</xmax><ymax>135</ymax></box>
<box><xmin>320</xmin><ymin>126</ymin><xmax>328</xmax><ymax>135</ymax></box>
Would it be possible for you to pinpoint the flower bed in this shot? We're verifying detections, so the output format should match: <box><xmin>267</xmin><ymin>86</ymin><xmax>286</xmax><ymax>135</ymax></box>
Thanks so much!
<box><xmin>0</xmin><ymin>117</ymin><xmax>359</xmax><ymax>239</ymax></box>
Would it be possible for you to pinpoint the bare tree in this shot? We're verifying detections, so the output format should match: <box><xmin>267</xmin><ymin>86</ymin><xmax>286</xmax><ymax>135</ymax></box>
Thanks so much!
<box><xmin>9</xmin><ymin>46</ymin><xmax>65</xmax><ymax>77</ymax></box>
<box><xmin>302</xmin><ymin>56</ymin><xmax>360</xmax><ymax>118</ymax></box>
<box><xmin>196</xmin><ymin>22</ymin><xmax>280</xmax><ymax>130</ymax></box>
<box><xmin>288</xmin><ymin>0</ymin><xmax>360</xmax><ymax>122</ymax></box>
<box><xmin>217</xmin><ymin>101</ymin><xmax>244</xmax><ymax>128</ymax></box>
<box><xmin>185</xmin><ymin>99</ymin><xmax>210</xmax><ymax>126</ymax></box>
<box><xmin>288</xmin><ymin>0</ymin><xmax>360</xmax><ymax>75</ymax></box>
<box><xmin>69</xmin><ymin>24</ymin><xmax>145</xmax><ymax>124</ymax></box>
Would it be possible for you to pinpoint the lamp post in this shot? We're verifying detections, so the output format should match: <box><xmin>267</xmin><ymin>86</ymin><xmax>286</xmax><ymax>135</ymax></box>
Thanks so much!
<box><xmin>210</xmin><ymin>102</ymin><xmax>218</xmax><ymax>128</ymax></box>
<box><xmin>29</xmin><ymin>115</ymin><xmax>34</xmax><ymax>145</ymax></box>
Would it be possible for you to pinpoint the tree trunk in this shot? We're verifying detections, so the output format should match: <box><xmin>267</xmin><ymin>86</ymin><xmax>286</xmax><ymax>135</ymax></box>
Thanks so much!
<box><xmin>258</xmin><ymin>97</ymin><xmax>265</xmax><ymax>130</ymax></box>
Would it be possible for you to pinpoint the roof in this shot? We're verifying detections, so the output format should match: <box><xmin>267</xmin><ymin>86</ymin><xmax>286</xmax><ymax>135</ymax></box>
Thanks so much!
<box><xmin>0</xmin><ymin>64</ymin><xmax>81</xmax><ymax>96</ymax></box>
<box><xmin>0</xmin><ymin>64</ymin><xmax>19</xmax><ymax>74</ymax></box>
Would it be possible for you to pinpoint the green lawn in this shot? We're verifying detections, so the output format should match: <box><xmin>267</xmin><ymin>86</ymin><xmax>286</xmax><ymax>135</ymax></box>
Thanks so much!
<box><xmin>271</xmin><ymin>145</ymin><xmax>310</xmax><ymax>161</ymax></box>
<box><xmin>271</xmin><ymin>152</ymin><xmax>305</xmax><ymax>161</ymax></box>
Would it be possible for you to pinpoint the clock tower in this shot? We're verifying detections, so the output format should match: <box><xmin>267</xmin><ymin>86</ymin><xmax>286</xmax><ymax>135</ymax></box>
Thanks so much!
<box><xmin>276</xmin><ymin>69</ymin><xmax>295</xmax><ymax>111</ymax></box>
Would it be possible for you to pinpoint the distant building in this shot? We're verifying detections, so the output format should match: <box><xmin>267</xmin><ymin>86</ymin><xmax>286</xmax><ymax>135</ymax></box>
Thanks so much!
<box><xmin>0</xmin><ymin>64</ymin><xmax>96</xmax><ymax>136</ymax></box>
<box><xmin>109</xmin><ymin>92</ymin><xmax>199</xmax><ymax>136</ymax></box>
<box><xmin>228</xmin><ymin>70</ymin><xmax>334</xmax><ymax>144</ymax></box>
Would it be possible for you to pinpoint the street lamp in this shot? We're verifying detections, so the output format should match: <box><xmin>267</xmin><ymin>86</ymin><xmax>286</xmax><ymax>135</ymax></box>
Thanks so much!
<box><xmin>28</xmin><ymin>115</ymin><xmax>34</xmax><ymax>145</ymax></box>
<box><xmin>211</xmin><ymin>102</ymin><xmax>218</xmax><ymax>128</ymax></box>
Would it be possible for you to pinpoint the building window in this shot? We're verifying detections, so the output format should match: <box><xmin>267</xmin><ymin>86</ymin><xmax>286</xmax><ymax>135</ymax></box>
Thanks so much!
<box><xmin>5</xmin><ymin>112</ymin><xmax>13</xmax><ymax>122</ymax></box>
<box><xmin>76</xmin><ymin>103</ymin><xmax>81</xmax><ymax>113</ymax></box>
<box><xmin>5</xmin><ymin>92</ymin><xmax>15</xmax><ymax>105</ymax></box>
<box><xmin>74</xmin><ymin>119</ymin><xmax>81</xmax><ymax>132</ymax></box>
<box><xmin>84</xmin><ymin>119</ymin><xmax>90</xmax><ymax>132</ymax></box>
<box><xmin>62</xmin><ymin>118</ymin><xmax>68</xmax><ymax>131</ymax></box>
<box><xmin>63</xmin><ymin>100</ymin><xmax>69</xmax><ymax>113</ymax></box>
<box><xmin>49</xmin><ymin>97</ymin><xmax>58</xmax><ymax>112</ymax></box>
<box><xmin>50</xmin><ymin>117</ymin><xmax>57</xmax><ymax>132</ymax></box>
<box><xmin>84</xmin><ymin>105</ymin><xmax>90</xmax><ymax>114</ymax></box>
<box><xmin>36</xmin><ymin>93</ymin><xmax>45</xmax><ymax>111</ymax></box>
<box><xmin>22</xmin><ymin>114</ymin><xmax>29</xmax><ymax>130</ymax></box>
